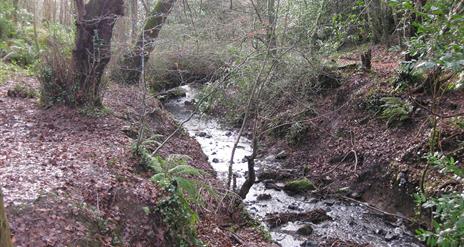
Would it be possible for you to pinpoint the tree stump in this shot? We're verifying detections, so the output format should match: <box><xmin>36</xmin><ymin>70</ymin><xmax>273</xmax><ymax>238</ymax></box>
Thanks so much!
<box><xmin>361</xmin><ymin>48</ymin><xmax>372</xmax><ymax>71</ymax></box>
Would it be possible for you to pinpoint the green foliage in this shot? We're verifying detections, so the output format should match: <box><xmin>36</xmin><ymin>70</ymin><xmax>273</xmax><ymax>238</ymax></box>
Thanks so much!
<box><xmin>326</xmin><ymin>0</ymin><xmax>370</xmax><ymax>51</ymax></box>
<box><xmin>0</xmin><ymin>2</ymin><xmax>38</xmax><ymax>67</ymax></box>
<box><xmin>394</xmin><ymin>61</ymin><xmax>425</xmax><ymax>91</ymax></box>
<box><xmin>0</xmin><ymin>1</ymin><xmax>15</xmax><ymax>40</ymax></box>
<box><xmin>416</xmin><ymin>153</ymin><xmax>464</xmax><ymax>247</ymax></box>
<box><xmin>426</xmin><ymin>153</ymin><xmax>463</xmax><ymax>178</ymax></box>
<box><xmin>390</xmin><ymin>0</ymin><xmax>464</xmax><ymax>77</ymax></box>
<box><xmin>450</xmin><ymin>117</ymin><xmax>464</xmax><ymax>129</ymax></box>
<box><xmin>135</xmin><ymin>146</ymin><xmax>204</xmax><ymax>246</ymax></box>
<box><xmin>379</xmin><ymin>97</ymin><xmax>413</xmax><ymax>126</ymax></box>
<box><xmin>286</xmin><ymin>122</ymin><xmax>309</xmax><ymax>146</ymax></box>
<box><xmin>0</xmin><ymin>61</ymin><xmax>31</xmax><ymax>84</ymax></box>
<box><xmin>37</xmin><ymin>45</ymin><xmax>76</xmax><ymax>106</ymax></box>
<box><xmin>7</xmin><ymin>83</ymin><xmax>37</xmax><ymax>98</ymax></box>
<box><xmin>154</xmin><ymin>183</ymin><xmax>203</xmax><ymax>247</ymax></box>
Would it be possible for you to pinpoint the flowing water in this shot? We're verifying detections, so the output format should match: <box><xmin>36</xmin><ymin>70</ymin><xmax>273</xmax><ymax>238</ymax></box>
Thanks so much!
<box><xmin>165</xmin><ymin>85</ymin><xmax>423</xmax><ymax>247</ymax></box>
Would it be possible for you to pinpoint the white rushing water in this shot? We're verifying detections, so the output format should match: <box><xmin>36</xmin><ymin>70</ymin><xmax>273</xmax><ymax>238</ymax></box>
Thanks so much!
<box><xmin>165</xmin><ymin>85</ymin><xmax>423</xmax><ymax>247</ymax></box>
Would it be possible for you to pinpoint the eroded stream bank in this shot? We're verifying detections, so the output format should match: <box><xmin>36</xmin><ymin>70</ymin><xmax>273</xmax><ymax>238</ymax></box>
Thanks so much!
<box><xmin>164</xmin><ymin>85</ymin><xmax>423</xmax><ymax>247</ymax></box>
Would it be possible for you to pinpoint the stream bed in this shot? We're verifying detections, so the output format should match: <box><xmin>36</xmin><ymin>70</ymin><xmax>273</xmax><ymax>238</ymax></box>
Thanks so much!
<box><xmin>164</xmin><ymin>85</ymin><xmax>422</xmax><ymax>247</ymax></box>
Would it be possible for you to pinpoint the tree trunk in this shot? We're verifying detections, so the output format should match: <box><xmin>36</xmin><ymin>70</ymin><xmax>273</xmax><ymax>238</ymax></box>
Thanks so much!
<box><xmin>130</xmin><ymin>0</ymin><xmax>139</xmax><ymax>42</ymax></box>
<box><xmin>367</xmin><ymin>0</ymin><xmax>395</xmax><ymax>44</ymax></box>
<box><xmin>267</xmin><ymin>0</ymin><xmax>277</xmax><ymax>56</ymax></box>
<box><xmin>71</xmin><ymin>0</ymin><xmax>124</xmax><ymax>106</ymax></box>
<box><xmin>0</xmin><ymin>189</ymin><xmax>12</xmax><ymax>247</ymax></box>
<box><xmin>120</xmin><ymin>0</ymin><xmax>176</xmax><ymax>84</ymax></box>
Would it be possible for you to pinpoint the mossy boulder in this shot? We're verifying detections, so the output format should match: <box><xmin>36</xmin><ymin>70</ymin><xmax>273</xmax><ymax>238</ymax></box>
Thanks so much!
<box><xmin>283</xmin><ymin>178</ymin><xmax>315</xmax><ymax>194</ymax></box>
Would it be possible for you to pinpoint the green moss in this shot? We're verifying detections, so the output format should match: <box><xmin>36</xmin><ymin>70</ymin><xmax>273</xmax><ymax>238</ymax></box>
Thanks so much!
<box><xmin>284</xmin><ymin>178</ymin><xmax>315</xmax><ymax>193</ymax></box>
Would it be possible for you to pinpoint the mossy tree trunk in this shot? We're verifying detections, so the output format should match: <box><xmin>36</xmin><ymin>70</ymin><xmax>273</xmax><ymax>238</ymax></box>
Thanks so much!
<box><xmin>0</xmin><ymin>189</ymin><xmax>12</xmax><ymax>247</ymax></box>
<box><xmin>120</xmin><ymin>0</ymin><xmax>176</xmax><ymax>84</ymax></box>
<box><xmin>71</xmin><ymin>0</ymin><xmax>124</xmax><ymax>106</ymax></box>
<box><xmin>367</xmin><ymin>0</ymin><xmax>395</xmax><ymax>44</ymax></box>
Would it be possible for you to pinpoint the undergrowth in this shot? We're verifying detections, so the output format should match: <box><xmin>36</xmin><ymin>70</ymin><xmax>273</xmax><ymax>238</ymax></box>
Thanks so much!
<box><xmin>134</xmin><ymin>145</ymin><xmax>205</xmax><ymax>246</ymax></box>
<box><xmin>416</xmin><ymin>153</ymin><xmax>464</xmax><ymax>247</ymax></box>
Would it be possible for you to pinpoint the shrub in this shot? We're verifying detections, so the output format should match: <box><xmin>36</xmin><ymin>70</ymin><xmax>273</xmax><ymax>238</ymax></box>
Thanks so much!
<box><xmin>135</xmin><ymin>146</ymin><xmax>205</xmax><ymax>246</ymax></box>
<box><xmin>37</xmin><ymin>42</ymin><xmax>76</xmax><ymax>106</ymax></box>
<box><xmin>286</xmin><ymin>122</ymin><xmax>309</xmax><ymax>146</ymax></box>
<box><xmin>416</xmin><ymin>153</ymin><xmax>464</xmax><ymax>247</ymax></box>
<box><xmin>394</xmin><ymin>61</ymin><xmax>425</xmax><ymax>91</ymax></box>
<box><xmin>379</xmin><ymin>97</ymin><xmax>413</xmax><ymax>127</ymax></box>
<box><xmin>3</xmin><ymin>39</ymin><xmax>36</xmax><ymax>66</ymax></box>
<box><xmin>7</xmin><ymin>83</ymin><xmax>37</xmax><ymax>98</ymax></box>
<box><xmin>0</xmin><ymin>1</ymin><xmax>15</xmax><ymax>40</ymax></box>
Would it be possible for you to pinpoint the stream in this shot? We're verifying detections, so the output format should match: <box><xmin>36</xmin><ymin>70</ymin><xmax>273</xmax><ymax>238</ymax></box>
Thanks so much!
<box><xmin>164</xmin><ymin>85</ymin><xmax>422</xmax><ymax>247</ymax></box>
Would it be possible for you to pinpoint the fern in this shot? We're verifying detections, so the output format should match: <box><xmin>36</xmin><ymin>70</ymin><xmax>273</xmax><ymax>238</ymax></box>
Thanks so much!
<box><xmin>134</xmin><ymin>144</ymin><xmax>205</xmax><ymax>246</ymax></box>
<box><xmin>380</xmin><ymin>97</ymin><xmax>413</xmax><ymax>127</ymax></box>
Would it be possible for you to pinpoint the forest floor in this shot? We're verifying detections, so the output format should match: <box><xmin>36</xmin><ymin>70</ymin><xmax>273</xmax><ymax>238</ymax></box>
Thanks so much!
<box><xmin>0</xmin><ymin>76</ymin><xmax>272</xmax><ymax>246</ymax></box>
<box><xmin>258</xmin><ymin>45</ymin><xmax>464</xmax><ymax>218</ymax></box>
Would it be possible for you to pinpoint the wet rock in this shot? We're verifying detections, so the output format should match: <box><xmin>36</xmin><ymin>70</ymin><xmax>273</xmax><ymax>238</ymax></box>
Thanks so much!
<box><xmin>375</xmin><ymin>229</ymin><xmax>386</xmax><ymax>235</ymax></box>
<box><xmin>256</xmin><ymin>194</ymin><xmax>272</xmax><ymax>201</ymax></box>
<box><xmin>157</xmin><ymin>87</ymin><xmax>187</xmax><ymax>101</ymax></box>
<box><xmin>225</xmin><ymin>131</ymin><xmax>232</xmax><ymax>137</ymax></box>
<box><xmin>275</xmin><ymin>151</ymin><xmax>288</xmax><ymax>160</ymax></box>
<box><xmin>324</xmin><ymin>200</ymin><xmax>336</xmax><ymax>207</ymax></box>
<box><xmin>196</xmin><ymin>131</ymin><xmax>207</xmax><ymax>137</ymax></box>
<box><xmin>184</xmin><ymin>99</ymin><xmax>195</xmax><ymax>105</ymax></box>
<box><xmin>263</xmin><ymin>180</ymin><xmax>282</xmax><ymax>191</ymax></box>
<box><xmin>211</xmin><ymin>152</ymin><xmax>217</xmax><ymax>155</ymax></box>
<box><xmin>287</xmin><ymin>203</ymin><xmax>302</xmax><ymax>211</ymax></box>
<box><xmin>212</xmin><ymin>158</ymin><xmax>219</xmax><ymax>163</ymax></box>
<box><xmin>384</xmin><ymin>231</ymin><xmax>398</xmax><ymax>241</ymax></box>
<box><xmin>283</xmin><ymin>178</ymin><xmax>315</xmax><ymax>194</ymax></box>
<box><xmin>266</xmin><ymin>208</ymin><xmax>332</xmax><ymax>228</ymax></box>
<box><xmin>349</xmin><ymin>191</ymin><xmax>362</xmax><ymax>199</ymax></box>
<box><xmin>264</xmin><ymin>155</ymin><xmax>275</xmax><ymax>161</ymax></box>
<box><xmin>257</xmin><ymin>169</ymin><xmax>294</xmax><ymax>181</ymax></box>
<box><xmin>398</xmin><ymin>171</ymin><xmax>408</xmax><ymax>188</ymax></box>
<box><xmin>301</xmin><ymin>240</ymin><xmax>317</xmax><ymax>247</ymax></box>
<box><xmin>196</xmin><ymin>131</ymin><xmax>211</xmax><ymax>138</ymax></box>
<box><xmin>296</xmin><ymin>224</ymin><xmax>313</xmax><ymax>236</ymax></box>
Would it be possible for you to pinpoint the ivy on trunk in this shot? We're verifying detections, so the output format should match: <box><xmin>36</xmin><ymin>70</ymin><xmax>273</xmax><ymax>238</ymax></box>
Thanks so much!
<box><xmin>72</xmin><ymin>0</ymin><xmax>124</xmax><ymax>106</ymax></box>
